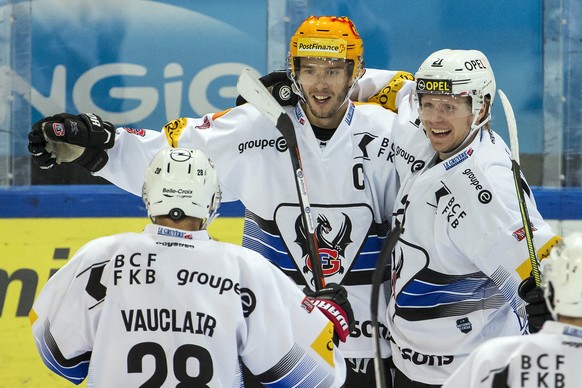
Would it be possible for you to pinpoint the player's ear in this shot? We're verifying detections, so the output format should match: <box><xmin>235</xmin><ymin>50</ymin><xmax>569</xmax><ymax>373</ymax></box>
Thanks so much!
<box><xmin>477</xmin><ymin>95</ymin><xmax>492</xmax><ymax>123</ymax></box>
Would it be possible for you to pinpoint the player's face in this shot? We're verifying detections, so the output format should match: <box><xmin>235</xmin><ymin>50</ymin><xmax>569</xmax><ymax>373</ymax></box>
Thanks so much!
<box><xmin>297</xmin><ymin>57</ymin><xmax>352</xmax><ymax>128</ymax></box>
<box><xmin>419</xmin><ymin>94</ymin><xmax>475</xmax><ymax>155</ymax></box>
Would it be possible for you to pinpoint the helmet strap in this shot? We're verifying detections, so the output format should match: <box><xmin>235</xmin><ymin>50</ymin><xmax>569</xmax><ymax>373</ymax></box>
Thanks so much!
<box><xmin>201</xmin><ymin>191</ymin><xmax>221</xmax><ymax>230</ymax></box>
<box><xmin>293</xmin><ymin>77</ymin><xmax>357</xmax><ymax>120</ymax></box>
<box><xmin>291</xmin><ymin>80</ymin><xmax>306</xmax><ymax>103</ymax></box>
<box><xmin>436</xmin><ymin>111</ymin><xmax>491</xmax><ymax>161</ymax></box>
<box><xmin>544</xmin><ymin>283</ymin><xmax>558</xmax><ymax>321</ymax></box>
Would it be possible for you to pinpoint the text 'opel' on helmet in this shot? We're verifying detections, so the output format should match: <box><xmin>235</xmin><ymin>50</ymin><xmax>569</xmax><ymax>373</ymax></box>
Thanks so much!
<box><xmin>415</xmin><ymin>49</ymin><xmax>496</xmax><ymax>120</ymax></box>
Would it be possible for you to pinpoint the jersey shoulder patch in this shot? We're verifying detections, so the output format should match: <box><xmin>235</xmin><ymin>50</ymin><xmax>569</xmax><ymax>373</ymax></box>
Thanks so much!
<box><xmin>162</xmin><ymin>118</ymin><xmax>188</xmax><ymax>147</ymax></box>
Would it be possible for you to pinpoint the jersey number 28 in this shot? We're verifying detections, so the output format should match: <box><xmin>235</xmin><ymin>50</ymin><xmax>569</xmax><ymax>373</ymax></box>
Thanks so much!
<box><xmin>128</xmin><ymin>342</ymin><xmax>213</xmax><ymax>387</ymax></box>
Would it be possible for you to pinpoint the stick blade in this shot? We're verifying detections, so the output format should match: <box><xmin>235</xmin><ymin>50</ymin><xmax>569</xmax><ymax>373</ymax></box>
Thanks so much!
<box><xmin>237</xmin><ymin>68</ymin><xmax>297</xmax><ymax>147</ymax></box>
<box><xmin>498</xmin><ymin>89</ymin><xmax>520</xmax><ymax>163</ymax></box>
<box><xmin>237</xmin><ymin>68</ymin><xmax>285</xmax><ymax>126</ymax></box>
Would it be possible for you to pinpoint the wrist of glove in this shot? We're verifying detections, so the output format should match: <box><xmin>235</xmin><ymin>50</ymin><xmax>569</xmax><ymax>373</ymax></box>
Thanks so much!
<box><xmin>518</xmin><ymin>275</ymin><xmax>553</xmax><ymax>333</ymax></box>
<box><xmin>28</xmin><ymin>113</ymin><xmax>116</xmax><ymax>172</ymax></box>
<box><xmin>236</xmin><ymin>70</ymin><xmax>298</xmax><ymax>107</ymax></box>
<box><xmin>303</xmin><ymin>283</ymin><xmax>354</xmax><ymax>344</ymax></box>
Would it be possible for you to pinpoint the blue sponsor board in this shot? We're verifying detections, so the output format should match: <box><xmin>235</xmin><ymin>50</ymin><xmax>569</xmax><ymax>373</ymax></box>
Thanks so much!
<box><xmin>10</xmin><ymin>0</ymin><xmax>543</xmax><ymax>157</ymax></box>
<box><xmin>302</xmin><ymin>0</ymin><xmax>543</xmax><ymax>154</ymax></box>
<box><xmin>1</xmin><ymin>185</ymin><xmax>581</xmax><ymax>220</ymax></box>
<box><xmin>29</xmin><ymin>0</ymin><xmax>267</xmax><ymax>131</ymax></box>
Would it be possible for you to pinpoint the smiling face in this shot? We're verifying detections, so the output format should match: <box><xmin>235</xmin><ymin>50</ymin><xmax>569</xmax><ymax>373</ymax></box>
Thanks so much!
<box><xmin>418</xmin><ymin>94</ymin><xmax>481</xmax><ymax>157</ymax></box>
<box><xmin>296</xmin><ymin>57</ymin><xmax>353</xmax><ymax>129</ymax></box>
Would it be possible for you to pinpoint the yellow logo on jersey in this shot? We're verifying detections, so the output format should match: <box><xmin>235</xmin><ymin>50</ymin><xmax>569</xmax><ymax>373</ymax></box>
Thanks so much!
<box><xmin>516</xmin><ymin>235</ymin><xmax>562</xmax><ymax>279</ymax></box>
<box><xmin>368</xmin><ymin>71</ymin><xmax>415</xmax><ymax>113</ymax></box>
<box><xmin>311</xmin><ymin>321</ymin><xmax>335</xmax><ymax>366</ymax></box>
<box><xmin>163</xmin><ymin>118</ymin><xmax>188</xmax><ymax>148</ymax></box>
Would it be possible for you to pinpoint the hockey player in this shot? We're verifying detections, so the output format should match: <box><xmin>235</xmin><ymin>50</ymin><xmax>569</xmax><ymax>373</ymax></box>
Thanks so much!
<box><xmin>442</xmin><ymin>232</ymin><xmax>582</xmax><ymax>387</ymax></box>
<box><xmin>30</xmin><ymin>147</ymin><xmax>352</xmax><ymax>387</ymax></box>
<box><xmin>383</xmin><ymin>49</ymin><xmax>561</xmax><ymax>387</ymax></box>
<box><xmin>27</xmin><ymin>16</ymin><xmax>414</xmax><ymax>386</ymax></box>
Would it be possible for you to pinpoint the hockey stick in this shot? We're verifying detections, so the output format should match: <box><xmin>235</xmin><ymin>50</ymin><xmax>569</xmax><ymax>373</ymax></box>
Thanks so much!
<box><xmin>371</xmin><ymin>224</ymin><xmax>402</xmax><ymax>388</ymax></box>
<box><xmin>236</xmin><ymin>68</ymin><xmax>326</xmax><ymax>292</ymax></box>
<box><xmin>498</xmin><ymin>89</ymin><xmax>541</xmax><ymax>286</ymax></box>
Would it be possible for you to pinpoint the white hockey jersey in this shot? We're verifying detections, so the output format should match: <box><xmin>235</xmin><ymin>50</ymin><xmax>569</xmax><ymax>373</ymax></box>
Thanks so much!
<box><xmin>386</xmin><ymin>99</ymin><xmax>561</xmax><ymax>384</ymax></box>
<box><xmin>96</xmin><ymin>99</ymin><xmax>400</xmax><ymax>358</ymax></box>
<box><xmin>442</xmin><ymin>320</ymin><xmax>582</xmax><ymax>387</ymax></box>
<box><xmin>30</xmin><ymin>224</ymin><xmax>346</xmax><ymax>387</ymax></box>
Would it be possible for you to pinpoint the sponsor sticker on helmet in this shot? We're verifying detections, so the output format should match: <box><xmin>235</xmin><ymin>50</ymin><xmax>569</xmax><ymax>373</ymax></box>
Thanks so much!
<box><xmin>169</xmin><ymin>149</ymin><xmax>192</xmax><ymax>162</ymax></box>
<box><xmin>297</xmin><ymin>38</ymin><xmax>347</xmax><ymax>59</ymax></box>
<box><xmin>416</xmin><ymin>78</ymin><xmax>452</xmax><ymax>93</ymax></box>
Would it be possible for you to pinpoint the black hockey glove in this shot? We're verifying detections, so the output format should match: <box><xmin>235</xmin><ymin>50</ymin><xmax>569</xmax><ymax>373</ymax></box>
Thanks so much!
<box><xmin>28</xmin><ymin>113</ymin><xmax>116</xmax><ymax>172</ymax></box>
<box><xmin>28</xmin><ymin>128</ymin><xmax>58</xmax><ymax>169</ymax></box>
<box><xmin>518</xmin><ymin>275</ymin><xmax>552</xmax><ymax>333</ymax></box>
<box><xmin>303</xmin><ymin>282</ymin><xmax>355</xmax><ymax>345</ymax></box>
<box><xmin>236</xmin><ymin>70</ymin><xmax>298</xmax><ymax>107</ymax></box>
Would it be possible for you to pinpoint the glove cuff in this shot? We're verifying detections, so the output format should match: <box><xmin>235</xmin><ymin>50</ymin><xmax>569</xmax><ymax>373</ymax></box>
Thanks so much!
<box><xmin>310</xmin><ymin>298</ymin><xmax>350</xmax><ymax>343</ymax></box>
<box><xmin>78</xmin><ymin>113</ymin><xmax>116</xmax><ymax>148</ymax></box>
<box><xmin>74</xmin><ymin>147</ymin><xmax>110</xmax><ymax>172</ymax></box>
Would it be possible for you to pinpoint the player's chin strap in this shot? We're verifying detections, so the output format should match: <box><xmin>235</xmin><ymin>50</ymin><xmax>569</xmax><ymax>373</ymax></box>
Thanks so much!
<box><xmin>291</xmin><ymin>71</ymin><xmax>361</xmax><ymax>117</ymax></box>
<box><xmin>436</xmin><ymin>111</ymin><xmax>491</xmax><ymax>161</ymax></box>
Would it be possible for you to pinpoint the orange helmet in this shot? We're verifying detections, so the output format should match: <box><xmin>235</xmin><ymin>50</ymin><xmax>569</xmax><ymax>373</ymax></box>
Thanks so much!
<box><xmin>289</xmin><ymin>16</ymin><xmax>364</xmax><ymax>81</ymax></box>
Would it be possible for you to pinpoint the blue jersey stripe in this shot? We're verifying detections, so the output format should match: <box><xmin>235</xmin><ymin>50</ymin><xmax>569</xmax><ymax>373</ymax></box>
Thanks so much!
<box><xmin>397</xmin><ymin>277</ymin><xmax>501</xmax><ymax>307</ymax></box>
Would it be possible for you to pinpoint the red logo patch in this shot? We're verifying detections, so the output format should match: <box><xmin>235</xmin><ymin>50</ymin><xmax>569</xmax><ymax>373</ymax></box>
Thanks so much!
<box><xmin>301</xmin><ymin>296</ymin><xmax>315</xmax><ymax>313</ymax></box>
<box><xmin>52</xmin><ymin>123</ymin><xmax>65</xmax><ymax>137</ymax></box>
<box><xmin>122</xmin><ymin>127</ymin><xmax>146</xmax><ymax>137</ymax></box>
<box><xmin>512</xmin><ymin>224</ymin><xmax>538</xmax><ymax>241</ymax></box>
<box><xmin>195</xmin><ymin>116</ymin><xmax>211</xmax><ymax>130</ymax></box>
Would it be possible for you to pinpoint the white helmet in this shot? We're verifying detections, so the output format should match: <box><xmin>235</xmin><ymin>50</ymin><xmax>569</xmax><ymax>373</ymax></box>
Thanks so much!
<box><xmin>415</xmin><ymin>49</ymin><xmax>496</xmax><ymax>130</ymax></box>
<box><xmin>142</xmin><ymin>148</ymin><xmax>221</xmax><ymax>228</ymax></box>
<box><xmin>542</xmin><ymin>233</ymin><xmax>582</xmax><ymax>319</ymax></box>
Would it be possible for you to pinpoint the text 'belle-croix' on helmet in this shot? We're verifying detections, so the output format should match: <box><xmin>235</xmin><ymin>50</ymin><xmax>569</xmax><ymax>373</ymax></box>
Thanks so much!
<box><xmin>142</xmin><ymin>148</ymin><xmax>221</xmax><ymax>228</ymax></box>
<box><xmin>288</xmin><ymin>16</ymin><xmax>364</xmax><ymax>81</ymax></box>
<box><xmin>414</xmin><ymin>49</ymin><xmax>496</xmax><ymax>118</ymax></box>
<box><xmin>542</xmin><ymin>233</ymin><xmax>582</xmax><ymax>319</ymax></box>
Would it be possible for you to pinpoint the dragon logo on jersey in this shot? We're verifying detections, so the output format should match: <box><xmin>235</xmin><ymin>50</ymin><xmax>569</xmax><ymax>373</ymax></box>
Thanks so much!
<box><xmin>275</xmin><ymin>204</ymin><xmax>374</xmax><ymax>287</ymax></box>
<box><xmin>295</xmin><ymin>213</ymin><xmax>352</xmax><ymax>278</ymax></box>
